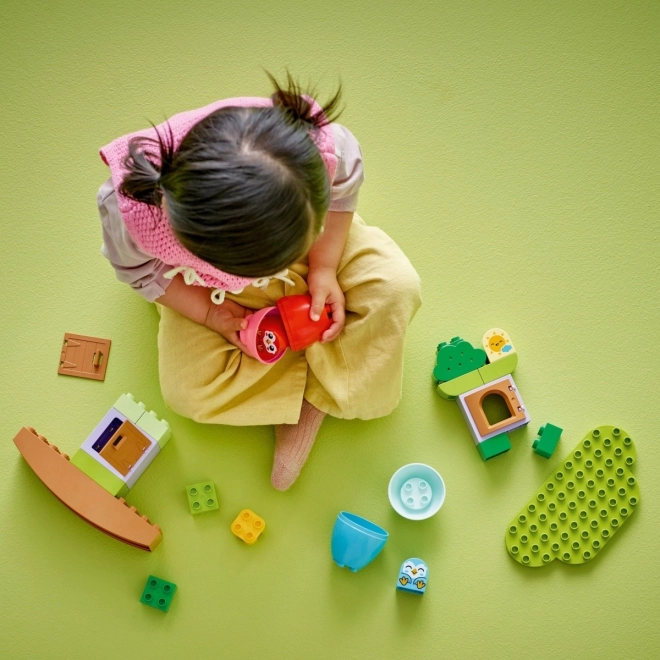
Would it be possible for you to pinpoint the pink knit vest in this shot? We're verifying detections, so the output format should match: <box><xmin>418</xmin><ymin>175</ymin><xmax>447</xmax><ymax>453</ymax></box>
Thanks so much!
<box><xmin>100</xmin><ymin>96</ymin><xmax>338</xmax><ymax>295</ymax></box>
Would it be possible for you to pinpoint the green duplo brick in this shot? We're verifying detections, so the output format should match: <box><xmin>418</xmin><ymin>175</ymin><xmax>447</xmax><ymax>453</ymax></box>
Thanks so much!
<box><xmin>476</xmin><ymin>433</ymin><xmax>511</xmax><ymax>461</ymax></box>
<box><xmin>506</xmin><ymin>425</ymin><xmax>640</xmax><ymax>567</ymax></box>
<box><xmin>136</xmin><ymin>410</ymin><xmax>171</xmax><ymax>448</ymax></box>
<box><xmin>533</xmin><ymin>423</ymin><xmax>563</xmax><ymax>458</ymax></box>
<box><xmin>140</xmin><ymin>575</ymin><xmax>177</xmax><ymax>612</ymax></box>
<box><xmin>478</xmin><ymin>352</ymin><xmax>518</xmax><ymax>384</ymax></box>
<box><xmin>70</xmin><ymin>449</ymin><xmax>128</xmax><ymax>497</ymax></box>
<box><xmin>433</xmin><ymin>336</ymin><xmax>487</xmax><ymax>382</ymax></box>
<box><xmin>186</xmin><ymin>481</ymin><xmax>219</xmax><ymax>515</ymax></box>
<box><xmin>112</xmin><ymin>393</ymin><xmax>147</xmax><ymax>423</ymax></box>
<box><xmin>436</xmin><ymin>370</ymin><xmax>484</xmax><ymax>400</ymax></box>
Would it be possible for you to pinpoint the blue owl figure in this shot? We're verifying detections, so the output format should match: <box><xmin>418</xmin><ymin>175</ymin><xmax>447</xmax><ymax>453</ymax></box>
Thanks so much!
<box><xmin>396</xmin><ymin>558</ymin><xmax>428</xmax><ymax>595</ymax></box>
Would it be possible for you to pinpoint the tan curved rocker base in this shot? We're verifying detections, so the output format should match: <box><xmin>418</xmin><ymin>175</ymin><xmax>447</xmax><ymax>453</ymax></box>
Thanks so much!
<box><xmin>13</xmin><ymin>427</ymin><xmax>162</xmax><ymax>551</ymax></box>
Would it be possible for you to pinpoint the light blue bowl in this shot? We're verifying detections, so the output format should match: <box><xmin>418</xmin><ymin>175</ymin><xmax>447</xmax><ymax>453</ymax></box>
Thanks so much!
<box><xmin>388</xmin><ymin>463</ymin><xmax>445</xmax><ymax>520</ymax></box>
<box><xmin>331</xmin><ymin>512</ymin><xmax>389</xmax><ymax>572</ymax></box>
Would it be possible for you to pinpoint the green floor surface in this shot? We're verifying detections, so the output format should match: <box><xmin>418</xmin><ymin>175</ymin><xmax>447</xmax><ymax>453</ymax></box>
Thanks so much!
<box><xmin>1</xmin><ymin>1</ymin><xmax>659</xmax><ymax>659</ymax></box>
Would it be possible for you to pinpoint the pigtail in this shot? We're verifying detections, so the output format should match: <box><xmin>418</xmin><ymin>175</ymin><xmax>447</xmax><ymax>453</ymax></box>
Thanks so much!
<box><xmin>265</xmin><ymin>69</ymin><xmax>343</xmax><ymax>129</ymax></box>
<box><xmin>119</xmin><ymin>121</ymin><xmax>175</xmax><ymax>207</ymax></box>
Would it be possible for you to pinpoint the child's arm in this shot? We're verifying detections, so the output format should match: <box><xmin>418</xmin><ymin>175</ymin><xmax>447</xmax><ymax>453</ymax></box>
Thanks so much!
<box><xmin>307</xmin><ymin>210</ymin><xmax>353</xmax><ymax>342</ymax></box>
<box><xmin>155</xmin><ymin>274</ymin><xmax>250</xmax><ymax>352</ymax></box>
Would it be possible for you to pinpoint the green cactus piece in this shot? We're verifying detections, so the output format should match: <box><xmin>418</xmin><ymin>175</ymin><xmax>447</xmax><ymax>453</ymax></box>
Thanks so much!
<box><xmin>433</xmin><ymin>337</ymin><xmax>487</xmax><ymax>383</ymax></box>
<box><xmin>506</xmin><ymin>425</ymin><xmax>640</xmax><ymax>567</ymax></box>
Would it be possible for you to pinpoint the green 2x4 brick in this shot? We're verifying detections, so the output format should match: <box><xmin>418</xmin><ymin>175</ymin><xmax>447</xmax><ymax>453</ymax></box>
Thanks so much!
<box><xmin>506</xmin><ymin>425</ymin><xmax>640</xmax><ymax>567</ymax></box>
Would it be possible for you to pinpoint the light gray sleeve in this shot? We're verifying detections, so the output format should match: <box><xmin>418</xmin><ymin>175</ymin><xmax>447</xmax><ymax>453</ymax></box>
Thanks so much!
<box><xmin>329</xmin><ymin>124</ymin><xmax>364</xmax><ymax>213</ymax></box>
<box><xmin>97</xmin><ymin>178</ymin><xmax>173</xmax><ymax>302</ymax></box>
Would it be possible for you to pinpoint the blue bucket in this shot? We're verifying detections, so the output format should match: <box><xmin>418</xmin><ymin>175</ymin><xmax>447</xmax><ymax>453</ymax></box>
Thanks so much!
<box><xmin>331</xmin><ymin>512</ymin><xmax>389</xmax><ymax>572</ymax></box>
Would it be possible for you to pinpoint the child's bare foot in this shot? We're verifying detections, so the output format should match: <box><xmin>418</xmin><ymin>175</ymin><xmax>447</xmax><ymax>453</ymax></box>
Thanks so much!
<box><xmin>271</xmin><ymin>399</ymin><xmax>325</xmax><ymax>491</ymax></box>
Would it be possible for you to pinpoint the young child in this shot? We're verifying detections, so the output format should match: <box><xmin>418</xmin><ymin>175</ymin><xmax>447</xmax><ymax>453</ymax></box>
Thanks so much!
<box><xmin>97</xmin><ymin>72</ymin><xmax>421</xmax><ymax>491</ymax></box>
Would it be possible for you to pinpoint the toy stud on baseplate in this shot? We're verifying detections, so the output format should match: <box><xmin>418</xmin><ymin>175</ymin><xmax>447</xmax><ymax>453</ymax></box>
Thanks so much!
<box><xmin>533</xmin><ymin>423</ymin><xmax>563</xmax><ymax>458</ymax></box>
<box><xmin>239</xmin><ymin>294</ymin><xmax>332</xmax><ymax>364</ymax></box>
<box><xmin>397</xmin><ymin>558</ymin><xmax>428</xmax><ymax>594</ymax></box>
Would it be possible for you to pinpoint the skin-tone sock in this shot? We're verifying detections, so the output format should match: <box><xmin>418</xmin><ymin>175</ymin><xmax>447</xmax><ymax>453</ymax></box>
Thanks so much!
<box><xmin>271</xmin><ymin>399</ymin><xmax>326</xmax><ymax>491</ymax></box>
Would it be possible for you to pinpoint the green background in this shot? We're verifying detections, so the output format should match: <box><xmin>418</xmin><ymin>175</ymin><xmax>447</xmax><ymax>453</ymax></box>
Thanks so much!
<box><xmin>1</xmin><ymin>1</ymin><xmax>658</xmax><ymax>658</ymax></box>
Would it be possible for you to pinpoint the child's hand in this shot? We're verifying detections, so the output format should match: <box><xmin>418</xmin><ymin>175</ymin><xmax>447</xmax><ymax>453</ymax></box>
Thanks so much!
<box><xmin>307</xmin><ymin>266</ymin><xmax>345</xmax><ymax>342</ymax></box>
<box><xmin>204</xmin><ymin>298</ymin><xmax>251</xmax><ymax>353</ymax></box>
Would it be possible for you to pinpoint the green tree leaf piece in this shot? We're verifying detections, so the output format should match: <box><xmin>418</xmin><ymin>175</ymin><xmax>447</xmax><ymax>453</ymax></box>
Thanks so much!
<box><xmin>433</xmin><ymin>336</ymin><xmax>487</xmax><ymax>383</ymax></box>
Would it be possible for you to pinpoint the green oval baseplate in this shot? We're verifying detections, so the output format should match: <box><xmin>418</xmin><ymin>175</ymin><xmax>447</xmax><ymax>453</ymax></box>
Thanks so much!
<box><xmin>506</xmin><ymin>425</ymin><xmax>640</xmax><ymax>567</ymax></box>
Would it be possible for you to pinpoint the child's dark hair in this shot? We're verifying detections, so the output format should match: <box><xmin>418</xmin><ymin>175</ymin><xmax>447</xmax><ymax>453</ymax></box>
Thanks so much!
<box><xmin>119</xmin><ymin>71</ymin><xmax>343</xmax><ymax>277</ymax></box>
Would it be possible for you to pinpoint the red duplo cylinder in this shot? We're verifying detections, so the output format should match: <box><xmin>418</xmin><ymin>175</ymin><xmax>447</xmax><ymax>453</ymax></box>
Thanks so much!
<box><xmin>276</xmin><ymin>294</ymin><xmax>333</xmax><ymax>352</ymax></box>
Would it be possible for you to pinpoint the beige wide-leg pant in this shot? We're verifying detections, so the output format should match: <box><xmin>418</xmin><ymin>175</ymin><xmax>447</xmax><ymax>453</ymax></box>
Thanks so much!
<box><xmin>158</xmin><ymin>215</ymin><xmax>421</xmax><ymax>425</ymax></box>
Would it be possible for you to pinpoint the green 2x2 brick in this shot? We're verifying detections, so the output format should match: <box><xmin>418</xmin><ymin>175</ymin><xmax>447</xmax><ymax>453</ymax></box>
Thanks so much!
<box><xmin>186</xmin><ymin>481</ymin><xmax>219</xmax><ymax>515</ymax></box>
<box><xmin>140</xmin><ymin>575</ymin><xmax>177</xmax><ymax>612</ymax></box>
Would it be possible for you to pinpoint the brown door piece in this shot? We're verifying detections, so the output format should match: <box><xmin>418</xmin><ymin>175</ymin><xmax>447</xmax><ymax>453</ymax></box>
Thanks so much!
<box><xmin>464</xmin><ymin>375</ymin><xmax>526</xmax><ymax>437</ymax></box>
<box><xmin>99</xmin><ymin>421</ymin><xmax>152</xmax><ymax>476</ymax></box>
<box><xmin>58</xmin><ymin>333</ymin><xmax>111</xmax><ymax>381</ymax></box>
